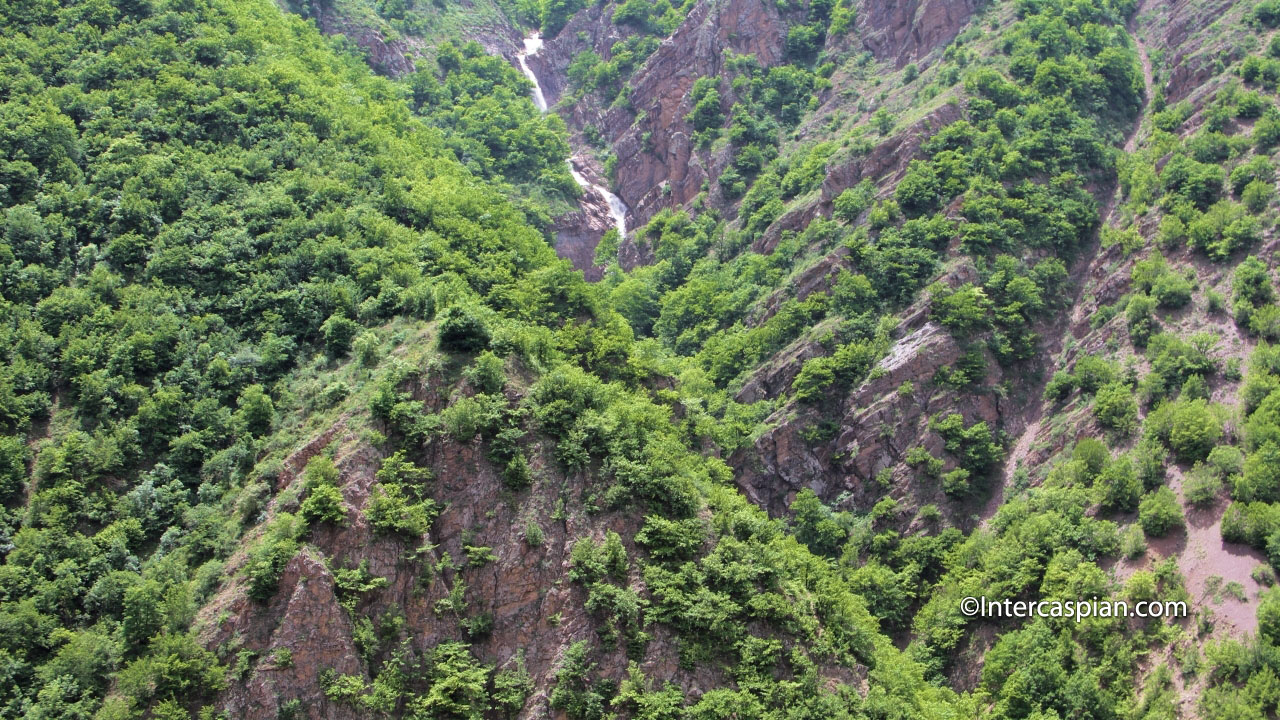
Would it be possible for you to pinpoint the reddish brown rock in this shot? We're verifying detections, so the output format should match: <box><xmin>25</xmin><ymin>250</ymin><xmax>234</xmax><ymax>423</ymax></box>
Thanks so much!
<box><xmin>857</xmin><ymin>0</ymin><xmax>980</xmax><ymax>68</ymax></box>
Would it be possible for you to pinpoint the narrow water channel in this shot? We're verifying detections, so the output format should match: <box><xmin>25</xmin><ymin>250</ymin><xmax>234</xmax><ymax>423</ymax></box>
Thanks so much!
<box><xmin>516</xmin><ymin>33</ymin><xmax>628</xmax><ymax>240</ymax></box>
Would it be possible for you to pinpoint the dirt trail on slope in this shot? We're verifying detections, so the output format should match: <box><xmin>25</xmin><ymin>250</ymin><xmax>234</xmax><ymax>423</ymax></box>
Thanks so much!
<box><xmin>1125</xmin><ymin>28</ymin><xmax>1155</xmax><ymax>156</ymax></box>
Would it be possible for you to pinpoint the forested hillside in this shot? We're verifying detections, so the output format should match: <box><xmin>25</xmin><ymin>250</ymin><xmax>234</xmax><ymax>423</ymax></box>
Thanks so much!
<box><xmin>3</xmin><ymin>0</ymin><xmax>1280</xmax><ymax>718</ymax></box>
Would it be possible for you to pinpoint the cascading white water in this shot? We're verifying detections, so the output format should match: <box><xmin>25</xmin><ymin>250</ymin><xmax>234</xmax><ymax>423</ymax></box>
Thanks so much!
<box><xmin>515</xmin><ymin>33</ymin><xmax>628</xmax><ymax>240</ymax></box>
<box><xmin>516</xmin><ymin>35</ymin><xmax>548</xmax><ymax>112</ymax></box>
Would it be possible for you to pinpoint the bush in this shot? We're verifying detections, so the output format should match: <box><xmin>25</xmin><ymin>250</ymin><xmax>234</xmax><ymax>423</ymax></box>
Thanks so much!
<box><xmin>1127</xmin><ymin>293</ymin><xmax>1158</xmax><ymax>346</ymax></box>
<box><xmin>1236</xmin><ymin>91</ymin><xmax>1268</xmax><ymax>118</ymax></box>
<box><xmin>438</xmin><ymin>305</ymin><xmax>491</xmax><ymax>353</ymax></box>
<box><xmin>785</xmin><ymin>23</ymin><xmax>824</xmax><ymax>61</ymax></box>
<box><xmin>833</xmin><ymin>180</ymin><xmax>875</xmax><ymax>222</ymax></box>
<box><xmin>1073</xmin><ymin>437</ymin><xmax>1111</xmax><ymax>481</ymax></box>
<box><xmin>1044</xmin><ymin>370</ymin><xmax>1075</xmax><ymax>402</ymax></box>
<box><xmin>246</xmin><ymin>515</ymin><xmax>303</xmax><ymax>602</ymax></box>
<box><xmin>464</xmin><ymin>351</ymin><xmax>506</xmax><ymax>394</ymax></box>
<box><xmin>932</xmin><ymin>283</ymin><xmax>993</xmax><ymax>334</ymax></box>
<box><xmin>321</xmin><ymin>314</ymin><xmax>361</xmax><ymax>357</ymax></box>
<box><xmin>1243</xmin><ymin>180</ymin><xmax>1273</xmax><ymax>214</ymax></box>
<box><xmin>1133</xmin><ymin>438</ymin><xmax>1168</xmax><ymax>489</ymax></box>
<box><xmin>1146</xmin><ymin>398</ymin><xmax>1223</xmax><ymax>463</ymax></box>
<box><xmin>523</xmin><ymin>521</ymin><xmax>544</xmax><ymax>547</ymax></box>
<box><xmin>1121</xmin><ymin>524</ymin><xmax>1147</xmax><ymax>558</ymax></box>
<box><xmin>931</xmin><ymin>413</ymin><xmax>1003</xmax><ymax>476</ymax></box>
<box><xmin>1094</xmin><ymin>382</ymin><xmax>1138</xmax><ymax>432</ymax></box>
<box><xmin>502</xmin><ymin>453</ymin><xmax>534</xmax><ymax>491</ymax></box>
<box><xmin>685</xmin><ymin>77</ymin><xmax>724</xmax><ymax>135</ymax></box>
<box><xmin>1183</xmin><ymin>463</ymin><xmax>1224</xmax><ymax>508</ymax></box>
<box><xmin>1097</xmin><ymin>457</ymin><xmax>1142</xmax><ymax>512</ymax></box>
<box><xmin>1230</xmin><ymin>156</ymin><xmax>1275</xmax><ymax>196</ymax></box>
<box><xmin>353</xmin><ymin>331</ymin><xmax>380</xmax><ymax>367</ymax></box>
<box><xmin>942</xmin><ymin>468</ymin><xmax>972</xmax><ymax>496</ymax></box>
<box><xmin>1188</xmin><ymin>201</ymin><xmax>1259</xmax><ymax>260</ymax></box>
<box><xmin>1237</xmin><ymin>442</ymin><xmax>1280</xmax><ymax>502</ymax></box>
<box><xmin>1139</xmin><ymin>487</ymin><xmax>1185</xmax><ymax>537</ymax></box>
<box><xmin>300</xmin><ymin>456</ymin><xmax>347</xmax><ymax>526</ymax></box>
<box><xmin>235</xmin><ymin>384</ymin><xmax>274</xmax><ymax>436</ymax></box>
<box><xmin>366</xmin><ymin>482</ymin><xmax>437</xmax><ymax>538</ymax></box>
<box><xmin>1207</xmin><ymin>445</ymin><xmax>1245</xmax><ymax>478</ymax></box>
<box><xmin>300</xmin><ymin>483</ymin><xmax>348</xmax><ymax>526</ymax></box>
<box><xmin>1153</xmin><ymin>272</ymin><xmax>1193</xmax><ymax>309</ymax></box>
<box><xmin>1257</xmin><ymin>112</ymin><xmax>1280</xmax><ymax>151</ymax></box>
<box><xmin>612</xmin><ymin>0</ymin><xmax>652</xmax><ymax>27</ymax></box>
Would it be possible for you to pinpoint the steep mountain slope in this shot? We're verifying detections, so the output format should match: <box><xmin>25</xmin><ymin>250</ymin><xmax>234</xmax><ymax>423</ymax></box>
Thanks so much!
<box><xmin>5</xmin><ymin>0</ymin><xmax>1280</xmax><ymax>718</ymax></box>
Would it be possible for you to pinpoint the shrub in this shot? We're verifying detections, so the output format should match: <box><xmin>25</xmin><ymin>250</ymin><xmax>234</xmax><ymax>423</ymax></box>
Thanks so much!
<box><xmin>1094</xmin><ymin>382</ymin><xmax>1138</xmax><ymax>432</ymax></box>
<box><xmin>931</xmin><ymin>413</ymin><xmax>1003</xmax><ymax>475</ymax></box>
<box><xmin>550</xmin><ymin>641</ymin><xmax>612</xmax><ymax>718</ymax></box>
<box><xmin>1183</xmin><ymin>463</ymin><xmax>1224</xmax><ymax>508</ymax></box>
<box><xmin>321</xmin><ymin>314</ymin><xmax>361</xmax><ymax>357</ymax></box>
<box><xmin>235</xmin><ymin>384</ymin><xmax>274</xmax><ymax>436</ymax></box>
<box><xmin>932</xmin><ymin>283</ymin><xmax>993</xmax><ymax>334</ymax></box>
<box><xmin>1121</xmin><ymin>524</ymin><xmax>1147</xmax><ymax>558</ymax></box>
<box><xmin>611</xmin><ymin>0</ymin><xmax>652</xmax><ymax>27</ymax></box>
<box><xmin>791</xmin><ymin>488</ymin><xmax>848</xmax><ymax>555</ymax></box>
<box><xmin>366</xmin><ymin>482</ymin><xmax>436</xmax><ymax>538</ymax></box>
<box><xmin>300</xmin><ymin>456</ymin><xmax>347</xmax><ymax>526</ymax></box>
<box><xmin>785</xmin><ymin>23</ymin><xmax>824</xmax><ymax>61</ymax></box>
<box><xmin>1133</xmin><ymin>438</ymin><xmax>1168</xmax><ymax>489</ymax></box>
<box><xmin>1237</xmin><ymin>442</ymin><xmax>1280</xmax><ymax>502</ymax></box>
<box><xmin>1127</xmin><ymin>293</ymin><xmax>1158</xmax><ymax>346</ymax></box>
<box><xmin>634</xmin><ymin>515</ymin><xmax>704</xmax><ymax>562</ymax></box>
<box><xmin>523</xmin><ymin>521</ymin><xmax>544</xmax><ymax>547</ymax></box>
<box><xmin>464</xmin><ymin>351</ymin><xmax>506</xmax><ymax>394</ymax></box>
<box><xmin>1139</xmin><ymin>487</ymin><xmax>1185</xmax><ymax>537</ymax></box>
<box><xmin>1254</xmin><ymin>565</ymin><xmax>1278</xmax><ymax>587</ymax></box>
<box><xmin>1146</xmin><ymin>398</ymin><xmax>1223</xmax><ymax>463</ymax></box>
<box><xmin>376</xmin><ymin>450</ymin><xmax>433</xmax><ymax>486</ymax></box>
<box><xmin>685</xmin><ymin>77</ymin><xmax>724</xmax><ymax>135</ymax></box>
<box><xmin>1230</xmin><ymin>156</ymin><xmax>1275</xmax><ymax>196</ymax></box>
<box><xmin>1207</xmin><ymin>445</ymin><xmax>1245</xmax><ymax>478</ymax></box>
<box><xmin>246</xmin><ymin>515</ymin><xmax>303</xmax><ymax>602</ymax></box>
<box><xmin>1153</xmin><ymin>272</ymin><xmax>1193</xmax><ymax>309</ymax></box>
<box><xmin>300</xmin><ymin>483</ymin><xmax>348</xmax><ymax>526</ymax></box>
<box><xmin>1257</xmin><ymin>112</ymin><xmax>1280</xmax><ymax>151</ymax></box>
<box><xmin>1237</xmin><ymin>91</ymin><xmax>1268</xmax><ymax>118</ymax></box>
<box><xmin>1188</xmin><ymin>201</ymin><xmax>1259</xmax><ymax>260</ymax></box>
<box><xmin>1044</xmin><ymin>370</ymin><xmax>1075</xmax><ymax>402</ymax></box>
<box><xmin>1243</xmin><ymin>180</ymin><xmax>1273</xmax><ymax>213</ymax></box>
<box><xmin>942</xmin><ymin>468</ymin><xmax>972</xmax><ymax>496</ymax></box>
<box><xmin>1073</xmin><ymin>355</ymin><xmax>1118</xmax><ymax>393</ymax></box>
<box><xmin>833</xmin><ymin>180</ymin><xmax>875</xmax><ymax>222</ymax></box>
<box><xmin>493</xmin><ymin>653</ymin><xmax>534</xmax><ymax>717</ymax></box>
<box><xmin>438</xmin><ymin>305</ymin><xmax>491</xmax><ymax>353</ymax></box>
<box><xmin>1073</xmin><ymin>437</ymin><xmax>1110</xmax><ymax>481</ymax></box>
<box><xmin>502</xmin><ymin>453</ymin><xmax>534</xmax><ymax>491</ymax></box>
<box><xmin>1097</xmin><ymin>457</ymin><xmax>1142</xmax><ymax>512</ymax></box>
<box><xmin>353</xmin><ymin>331</ymin><xmax>380</xmax><ymax>367</ymax></box>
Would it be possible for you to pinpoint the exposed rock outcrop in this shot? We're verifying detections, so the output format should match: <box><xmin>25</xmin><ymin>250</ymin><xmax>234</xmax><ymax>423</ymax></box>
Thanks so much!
<box><xmin>535</xmin><ymin>0</ymin><xmax>789</xmax><ymax>228</ymax></box>
<box><xmin>305</xmin><ymin>0</ymin><xmax>419</xmax><ymax>76</ymax></box>
<box><xmin>856</xmin><ymin>0</ymin><xmax>981</xmax><ymax>68</ymax></box>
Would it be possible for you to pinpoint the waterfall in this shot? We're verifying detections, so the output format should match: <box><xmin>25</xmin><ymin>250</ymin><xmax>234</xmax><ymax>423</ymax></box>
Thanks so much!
<box><xmin>515</xmin><ymin>33</ymin><xmax>628</xmax><ymax>240</ymax></box>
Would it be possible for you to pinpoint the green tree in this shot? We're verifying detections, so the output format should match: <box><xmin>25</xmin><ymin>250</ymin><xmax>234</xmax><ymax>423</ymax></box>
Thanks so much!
<box><xmin>1139</xmin><ymin>487</ymin><xmax>1185</xmax><ymax>537</ymax></box>
<box><xmin>1094</xmin><ymin>382</ymin><xmax>1138</xmax><ymax>432</ymax></box>
<box><xmin>234</xmin><ymin>384</ymin><xmax>274</xmax><ymax>436</ymax></box>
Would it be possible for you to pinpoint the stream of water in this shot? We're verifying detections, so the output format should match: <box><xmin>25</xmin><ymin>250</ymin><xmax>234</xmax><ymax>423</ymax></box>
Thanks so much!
<box><xmin>516</xmin><ymin>33</ymin><xmax>628</xmax><ymax>240</ymax></box>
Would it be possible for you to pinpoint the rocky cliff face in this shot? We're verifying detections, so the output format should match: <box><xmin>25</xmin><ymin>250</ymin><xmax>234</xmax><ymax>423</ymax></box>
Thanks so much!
<box><xmin>201</xmin><ymin>372</ymin><xmax>736</xmax><ymax>718</ymax></box>
<box><xmin>532</xmin><ymin>0</ymin><xmax>789</xmax><ymax>230</ymax></box>
<box><xmin>856</xmin><ymin>0</ymin><xmax>980</xmax><ymax>68</ymax></box>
